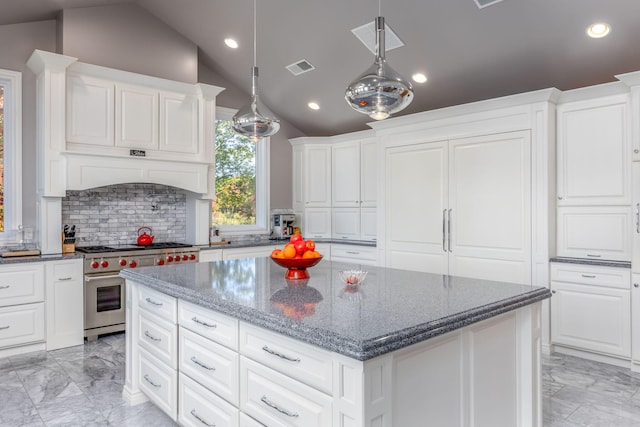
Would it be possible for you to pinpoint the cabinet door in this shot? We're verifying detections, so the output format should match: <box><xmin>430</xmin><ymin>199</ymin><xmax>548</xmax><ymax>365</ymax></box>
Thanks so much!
<box><xmin>448</xmin><ymin>131</ymin><xmax>532</xmax><ymax>285</ymax></box>
<box><xmin>332</xmin><ymin>208</ymin><xmax>360</xmax><ymax>240</ymax></box>
<box><xmin>159</xmin><ymin>91</ymin><xmax>199</xmax><ymax>154</ymax></box>
<box><xmin>222</xmin><ymin>246</ymin><xmax>276</xmax><ymax>260</ymax></box>
<box><xmin>557</xmin><ymin>206</ymin><xmax>632</xmax><ymax>261</ymax></box>
<box><xmin>304</xmin><ymin>145</ymin><xmax>331</xmax><ymax>207</ymax></box>
<box><xmin>557</xmin><ymin>96</ymin><xmax>630</xmax><ymax>205</ymax></box>
<box><xmin>633</xmin><ymin>163</ymin><xmax>640</xmax><ymax>272</ymax></box>
<box><xmin>45</xmin><ymin>259</ymin><xmax>84</xmax><ymax>350</ymax></box>
<box><xmin>332</xmin><ymin>141</ymin><xmax>360</xmax><ymax>207</ymax></box>
<box><xmin>551</xmin><ymin>282</ymin><xmax>630</xmax><ymax>357</ymax></box>
<box><xmin>385</xmin><ymin>142</ymin><xmax>448</xmax><ymax>273</ymax></box>
<box><xmin>66</xmin><ymin>74</ymin><xmax>114</xmax><ymax>146</ymax></box>
<box><xmin>632</xmin><ymin>274</ymin><xmax>640</xmax><ymax>363</ymax></box>
<box><xmin>360</xmin><ymin>207</ymin><xmax>377</xmax><ymax>242</ymax></box>
<box><xmin>360</xmin><ymin>139</ymin><xmax>377</xmax><ymax>207</ymax></box>
<box><xmin>115</xmin><ymin>83</ymin><xmax>158</xmax><ymax>149</ymax></box>
<box><xmin>292</xmin><ymin>146</ymin><xmax>305</xmax><ymax>211</ymax></box>
<box><xmin>303</xmin><ymin>208</ymin><xmax>331</xmax><ymax>239</ymax></box>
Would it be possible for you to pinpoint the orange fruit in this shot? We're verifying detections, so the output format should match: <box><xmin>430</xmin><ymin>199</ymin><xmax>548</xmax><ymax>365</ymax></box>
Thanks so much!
<box><xmin>302</xmin><ymin>251</ymin><xmax>315</xmax><ymax>259</ymax></box>
<box><xmin>311</xmin><ymin>251</ymin><xmax>321</xmax><ymax>258</ymax></box>
<box><xmin>282</xmin><ymin>244</ymin><xmax>296</xmax><ymax>259</ymax></box>
<box><xmin>271</xmin><ymin>249</ymin><xmax>284</xmax><ymax>259</ymax></box>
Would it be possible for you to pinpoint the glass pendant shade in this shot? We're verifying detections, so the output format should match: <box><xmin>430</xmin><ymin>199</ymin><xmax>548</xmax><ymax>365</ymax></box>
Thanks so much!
<box><xmin>233</xmin><ymin>66</ymin><xmax>280</xmax><ymax>142</ymax></box>
<box><xmin>345</xmin><ymin>16</ymin><xmax>414</xmax><ymax>120</ymax></box>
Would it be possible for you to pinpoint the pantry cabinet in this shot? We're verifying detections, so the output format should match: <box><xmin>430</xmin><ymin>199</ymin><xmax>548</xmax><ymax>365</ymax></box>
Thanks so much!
<box><xmin>550</xmin><ymin>262</ymin><xmax>631</xmax><ymax>359</ymax></box>
<box><xmin>385</xmin><ymin>131</ymin><xmax>532</xmax><ymax>284</ymax></box>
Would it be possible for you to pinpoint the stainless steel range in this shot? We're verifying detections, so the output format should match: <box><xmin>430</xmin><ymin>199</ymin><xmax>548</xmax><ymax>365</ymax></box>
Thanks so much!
<box><xmin>77</xmin><ymin>243</ymin><xmax>199</xmax><ymax>341</ymax></box>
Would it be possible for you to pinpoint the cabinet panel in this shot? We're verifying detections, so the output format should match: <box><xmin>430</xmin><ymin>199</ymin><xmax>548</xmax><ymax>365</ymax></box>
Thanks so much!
<box><xmin>557</xmin><ymin>97</ymin><xmax>630</xmax><ymax>205</ymax></box>
<box><xmin>385</xmin><ymin>141</ymin><xmax>448</xmax><ymax>273</ymax></box>
<box><xmin>332</xmin><ymin>208</ymin><xmax>360</xmax><ymax>240</ymax></box>
<box><xmin>292</xmin><ymin>146</ymin><xmax>305</xmax><ymax>211</ymax></box>
<box><xmin>199</xmin><ymin>250</ymin><xmax>223</xmax><ymax>263</ymax></box>
<box><xmin>0</xmin><ymin>263</ymin><xmax>45</xmax><ymax>307</ymax></box>
<box><xmin>159</xmin><ymin>91</ymin><xmax>198</xmax><ymax>154</ymax></box>
<box><xmin>0</xmin><ymin>303</ymin><xmax>45</xmax><ymax>348</ymax></box>
<box><xmin>304</xmin><ymin>146</ymin><xmax>331</xmax><ymax>207</ymax></box>
<box><xmin>179</xmin><ymin>299</ymin><xmax>238</xmax><ymax>350</ymax></box>
<box><xmin>45</xmin><ymin>259</ymin><xmax>84</xmax><ymax>350</ymax></box>
<box><xmin>138</xmin><ymin>346</ymin><xmax>178</xmax><ymax>420</ymax></box>
<box><xmin>632</xmin><ymin>274</ymin><xmax>640</xmax><ymax>363</ymax></box>
<box><xmin>303</xmin><ymin>208</ymin><xmax>331</xmax><ymax>239</ymax></box>
<box><xmin>332</xmin><ymin>141</ymin><xmax>360</xmax><ymax>207</ymax></box>
<box><xmin>66</xmin><ymin>74</ymin><xmax>114</xmax><ymax>146</ymax></box>
<box><xmin>360</xmin><ymin>139</ymin><xmax>377</xmax><ymax>207</ymax></box>
<box><xmin>361</xmin><ymin>207</ymin><xmax>377</xmax><ymax>242</ymax></box>
<box><xmin>138</xmin><ymin>309</ymin><xmax>178</xmax><ymax>367</ymax></box>
<box><xmin>115</xmin><ymin>83</ymin><xmax>158</xmax><ymax>149</ymax></box>
<box><xmin>557</xmin><ymin>206</ymin><xmax>631</xmax><ymax>261</ymax></box>
<box><xmin>137</xmin><ymin>285</ymin><xmax>178</xmax><ymax>323</ymax></box>
<box><xmin>179</xmin><ymin>373</ymin><xmax>239</xmax><ymax>427</ymax></box>
<box><xmin>551</xmin><ymin>282</ymin><xmax>630</xmax><ymax>357</ymax></box>
<box><xmin>222</xmin><ymin>246</ymin><xmax>276</xmax><ymax>260</ymax></box>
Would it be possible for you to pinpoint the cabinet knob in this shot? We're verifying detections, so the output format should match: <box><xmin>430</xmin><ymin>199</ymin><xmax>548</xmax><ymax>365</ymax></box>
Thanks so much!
<box><xmin>635</xmin><ymin>149</ymin><xmax>639</xmax><ymax>154</ymax></box>
<box><xmin>557</xmin><ymin>196</ymin><xmax>563</xmax><ymax>200</ymax></box>
<box><xmin>635</xmin><ymin>284</ymin><xmax>639</xmax><ymax>288</ymax></box>
<box><xmin>551</xmin><ymin>290</ymin><xmax>556</xmax><ymax>294</ymax></box>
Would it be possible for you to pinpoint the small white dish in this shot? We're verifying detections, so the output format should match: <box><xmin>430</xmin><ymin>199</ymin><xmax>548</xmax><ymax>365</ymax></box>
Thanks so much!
<box><xmin>338</xmin><ymin>270</ymin><xmax>368</xmax><ymax>286</ymax></box>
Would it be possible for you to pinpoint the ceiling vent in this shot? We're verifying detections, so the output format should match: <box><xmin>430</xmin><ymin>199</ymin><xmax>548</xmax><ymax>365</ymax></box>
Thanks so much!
<box><xmin>351</xmin><ymin>20</ymin><xmax>404</xmax><ymax>54</ymax></box>
<box><xmin>286</xmin><ymin>59</ymin><xmax>315</xmax><ymax>76</ymax></box>
<box><xmin>474</xmin><ymin>0</ymin><xmax>505</xmax><ymax>9</ymax></box>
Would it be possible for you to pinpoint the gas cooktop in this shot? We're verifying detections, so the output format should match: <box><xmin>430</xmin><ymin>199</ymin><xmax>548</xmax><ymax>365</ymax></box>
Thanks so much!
<box><xmin>76</xmin><ymin>242</ymin><xmax>194</xmax><ymax>254</ymax></box>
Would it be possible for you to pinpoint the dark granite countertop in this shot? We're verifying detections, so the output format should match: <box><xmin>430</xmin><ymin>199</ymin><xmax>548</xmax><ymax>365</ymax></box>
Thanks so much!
<box><xmin>549</xmin><ymin>257</ymin><xmax>631</xmax><ymax>269</ymax></box>
<box><xmin>0</xmin><ymin>252</ymin><xmax>84</xmax><ymax>265</ymax></box>
<box><xmin>198</xmin><ymin>239</ymin><xmax>376</xmax><ymax>251</ymax></box>
<box><xmin>121</xmin><ymin>258</ymin><xmax>550</xmax><ymax>361</ymax></box>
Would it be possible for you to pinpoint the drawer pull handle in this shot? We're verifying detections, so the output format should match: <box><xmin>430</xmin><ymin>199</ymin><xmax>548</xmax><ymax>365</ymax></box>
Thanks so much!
<box><xmin>0</xmin><ymin>285</ymin><xmax>9</xmax><ymax>290</ymax></box>
<box><xmin>346</xmin><ymin>251</ymin><xmax>360</xmax><ymax>254</ymax></box>
<box><xmin>190</xmin><ymin>409</ymin><xmax>216</xmax><ymax>427</ymax></box>
<box><xmin>143</xmin><ymin>374</ymin><xmax>161</xmax><ymax>388</ymax></box>
<box><xmin>57</xmin><ymin>277</ymin><xmax>73</xmax><ymax>281</ymax></box>
<box><xmin>262</xmin><ymin>345</ymin><xmax>301</xmax><ymax>362</ymax></box>
<box><xmin>191</xmin><ymin>316</ymin><xmax>217</xmax><ymax>328</ymax></box>
<box><xmin>586</xmin><ymin>254</ymin><xmax>601</xmax><ymax>258</ymax></box>
<box><xmin>581</xmin><ymin>274</ymin><xmax>596</xmax><ymax>279</ymax></box>
<box><xmin>190</xmin><ymin>356</ymin><xmax>215</xmax><ymax>371</ymax></box>
<box><xmin>143</xmin><ymin>331</ymin><xmax>161</xmax><ymax>342</ymax></box>
<box><xmin>145</xmin><ymin>297</ymin><xmax>163</xmax><ymax>307</ymax></box>
<box><xmin>260</xmin><ymin>395</ymin><xmax>299</xmax><ymax>418</ymax></box>
<box><xmin>0</xmin><ymin>325</ymin><xmax>9</xmax><ymax>330</ymax></box>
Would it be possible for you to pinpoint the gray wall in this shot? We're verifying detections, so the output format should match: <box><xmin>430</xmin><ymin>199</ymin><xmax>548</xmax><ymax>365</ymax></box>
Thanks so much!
<box><xmin>0</xmin><ymin>3</ymin><xmax>302</xmax><ymax>240</ymax></box>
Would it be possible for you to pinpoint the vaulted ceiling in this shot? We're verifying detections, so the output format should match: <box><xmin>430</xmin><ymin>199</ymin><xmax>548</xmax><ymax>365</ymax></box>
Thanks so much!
<box><xmin>4</xmin><ymin>0</ymin><xmax>640</xmax><ymax>136</ymax></box>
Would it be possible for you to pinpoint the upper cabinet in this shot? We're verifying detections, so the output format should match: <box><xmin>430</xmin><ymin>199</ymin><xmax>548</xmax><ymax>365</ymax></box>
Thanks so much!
<box><xmin>292</xmin><ymin>142</ymin><xmax>332</xmax><ymax>210</ymax></box>
<box><xmin>556</xmin><ymin>94</ymin><xmax>631</xmax><ymax>206</ymax></box>
<box><xmin>332</xmin><ymin>138</ymin><xmax>376</xmax><ymax>208</ymax></box>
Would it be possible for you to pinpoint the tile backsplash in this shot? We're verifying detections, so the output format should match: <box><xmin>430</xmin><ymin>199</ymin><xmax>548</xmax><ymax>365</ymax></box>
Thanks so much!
<box><xmin>62</xmin><ymin>183</ymin><xmax>187</xmax><ymax>246</ymax></box>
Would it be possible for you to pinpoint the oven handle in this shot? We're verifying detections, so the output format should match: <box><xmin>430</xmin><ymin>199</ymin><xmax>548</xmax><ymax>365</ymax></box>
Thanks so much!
<box><xmin>85</xmin><ymin>274</ymin><xmax>122</xmax><ymax>282</ymax></box>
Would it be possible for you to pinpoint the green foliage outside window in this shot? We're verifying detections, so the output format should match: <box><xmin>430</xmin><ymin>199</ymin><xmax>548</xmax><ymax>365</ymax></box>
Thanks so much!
<box><xmin>213</xmin><ymin>119</ymin><xmax>257</xmax><ymax>225</ymax></box>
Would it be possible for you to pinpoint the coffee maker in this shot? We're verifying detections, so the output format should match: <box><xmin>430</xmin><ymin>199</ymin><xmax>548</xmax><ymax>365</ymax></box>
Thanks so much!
<box><xmin>271</xmin><ymin>214</ymin><xmax>296</xmax><ymax>239</ymax></box>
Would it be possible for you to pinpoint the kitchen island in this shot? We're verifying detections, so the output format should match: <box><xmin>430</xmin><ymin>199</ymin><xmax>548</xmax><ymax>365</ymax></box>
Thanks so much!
<box><xmin>121</xmin><ymin>257</ymin><xmax>550</xmax><ymax>427</ymax></box>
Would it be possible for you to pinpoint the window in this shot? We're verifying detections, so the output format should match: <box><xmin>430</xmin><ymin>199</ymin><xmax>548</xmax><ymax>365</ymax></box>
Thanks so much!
<box><xmin>213</xmin><ymin>107</ymin><xmax>269</xmax><ymax>234</ymax></box>
<box><xmin>0</xmin><ymin>69</ymin><xmax>22</xmax><ymax>241</ymax></box>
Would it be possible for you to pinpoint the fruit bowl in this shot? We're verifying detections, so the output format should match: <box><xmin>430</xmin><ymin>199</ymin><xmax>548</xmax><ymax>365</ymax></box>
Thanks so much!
<box><xmin>338</xmin><ymin>270</ymin><xmax>368</xmax><ymax>286</ymax></box>
<box><xmin>270</xmin><ymin>256</ymin><xmax>323</xmax><ymax>279</ymax></box>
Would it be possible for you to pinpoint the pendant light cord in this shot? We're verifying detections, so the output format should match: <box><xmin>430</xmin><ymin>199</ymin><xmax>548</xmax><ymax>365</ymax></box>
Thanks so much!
<box><xmin>378</xmin><ymin>0</ymin><xmax>381</xmax><ymax>16</ymax></box>
<box><xmin>253</xmin><ymin>0</ymin><xmax>257</xmax><ymax>68</ymax></box>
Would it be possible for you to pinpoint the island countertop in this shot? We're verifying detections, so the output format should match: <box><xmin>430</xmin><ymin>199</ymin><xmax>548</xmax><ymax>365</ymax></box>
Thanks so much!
<box><xmin>120</xmin><ymin>258</ymin><xmax>550</xmax><ymax>361</ymax></box>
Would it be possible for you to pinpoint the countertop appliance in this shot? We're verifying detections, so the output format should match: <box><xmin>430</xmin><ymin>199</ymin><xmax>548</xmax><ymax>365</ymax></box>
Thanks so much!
<box><xmin>77</xmin><ymin>242</ymin><xmax>199</xmax><ymax>341</ymax></box>
<box><xmin>271</xmin><ymin>214</ymin><xmax>296</xmax><ymax>239</ymax></box>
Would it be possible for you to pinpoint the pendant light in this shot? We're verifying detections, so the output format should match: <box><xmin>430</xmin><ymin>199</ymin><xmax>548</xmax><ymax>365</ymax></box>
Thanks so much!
<box><xmin>232</xmin><ymin>0</ymin><xmax>280</xmax><ymax>142</ymax></box>
<box><xmin>345</xmin><ymin>2</ymin><xmax>414</xmax><ymax>120</ymax></box>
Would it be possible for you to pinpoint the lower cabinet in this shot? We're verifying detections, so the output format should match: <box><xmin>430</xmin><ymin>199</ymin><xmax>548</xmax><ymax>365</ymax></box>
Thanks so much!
<box><xmin>45</xmin><ymin>258</ymin><xmax>84</xmax><ymax>350</ymax></box>
<box><xmin>330</xmin><ymin>243</ymin><xmax>377</xmax><ymax>267</ymax></box>
<box><xmin>550</xmin><ymin>262</ymin><xmax>631</xmax><ymax>358</ymax></box>
<box><xmin>179</xmin><ymin>373</ymin><xmax>239</xmax><ymax>427</ymax></box>
<box><xmin>0</xmin><ymin>303</ymin><xmax>45</xmax><ymax>349</ymax></box>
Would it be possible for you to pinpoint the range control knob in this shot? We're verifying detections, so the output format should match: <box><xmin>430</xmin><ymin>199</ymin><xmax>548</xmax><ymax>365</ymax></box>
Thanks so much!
<box><xmin>119</xmin><ymin>259</ymin><xmax>127</xmax><ymax>266</ymax></box>
<box><xmin>189</xmin><ymin>254</ymin><xmax>196</xmax><ymax>260</ymax></box>
<box><xmin>167</xmin><ymin>256</ymin><xmax>174</xmax><ymax>262</ymax></box>
<box><xmin>101</xmin><ymin>260</ymin><xmax>109</xmax><ymax>268</ymax></box>
<box><xmin>129</xmin><ymin>261</ymin><xmax>137</xmax><ymax>268</ymax></box>
<box><xmin>157</xmin><ymin>259</ymin><xmax>165</xmax><ymax>266</ymax></box>
<box><xmin>182</xmin><ymin>255</ymin><xmax>189</xmax><ymax>261</ymax></box>
<box><xmin>174</xmin><ymin>256</ymin><xmax>181</xmax><ymax>262</ymax></box>
<box><xmin>91</xmin><ymin>261</ymin><xmax>99</xmax><ymax>269</ymax></box>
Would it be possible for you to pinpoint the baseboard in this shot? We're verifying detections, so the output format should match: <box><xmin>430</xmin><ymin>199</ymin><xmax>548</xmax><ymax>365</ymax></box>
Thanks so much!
<box><xmin>552</xmin><ymin>345</ymin><xmax>631</xmax><ymax>369</ymax></box>
<box><xmin>122</xmin><ymin>385</ymin><xmax>149</xmax><ymax>406</ymax></box>
<box><xmin>0</xmin><ymin>342</ymin><xmax>46</xmax><ymax>358</ymax></box>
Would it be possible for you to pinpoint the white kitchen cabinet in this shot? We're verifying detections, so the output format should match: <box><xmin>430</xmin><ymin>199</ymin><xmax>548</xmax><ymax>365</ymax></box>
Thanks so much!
<box><xmin>385</xmin><ymin>131</ymin><xmax>532</xmax><ymax>284</ymax></box>
<box><xmin>0</xmin><ymin>263</ymin><xmax>45</xmax><ymax>308</ymax></box>
<box><xmin>292</xmin><ymin>143</ymin><xmax>331</xmax><ymax>209</ymax></box>
<box><xmin>179</xmin><ymin>373</ymin><xmax>239</xmax><ymax>427</ymax></box>
<box><xmin>303</xmin><ymin>208</ymin><xmax>332</xmax><ymax>240</ymax></box>
<box><xmin>115</xmin><ymin>83</ymin><xmax>159</xmax><ymax>150</ymax></box>
<box><xmin>332</xmin><ymin>140</ymin><xmax>360</xmax><ymax>207</ymax></box>
<box><xmin>632</xmin><ymin>273</ymin><xmax>640</xmax><ymax>368</ymax></box>
<box><xmin>199</xmin><ymin>249</ymin><xmax>224</xmax><ymax>263</ymax></box>
<box><xmin>632</xmin><ymin>163</ymin><xmax>640</xmax><ymax>272</ymax></box>
<box><xmin>557</xmin><ymin>206</ymin><xmax>631</xmax><ymax>261</ymax></box>
<box><xmin>550</xmin><ymin>262</ymin><xmax>631</xmax><ymax>358</ymax></box>
<box><xmin>222</xmin><ymin>246</ymin><xmax>276</xmax><ymax>260</ymax></box>
<box><xmin>159</xmin><ymin>90</ymin><xmax>199</xmax><ymax>154</ymax></box>
<box><xmin>330</xmin><ymin>243</ymin><xmax>377</xmax><ymax>266</ymax></box>
<box><xmin>45</xmin><ymin>259</ymin><xmax>84</xmax><ymax>350</ymax></box>
<box><xmin>556</xmin><ymin>95</ymin><xmax>630</xmax><ymax>206</ymax></box>
<box><xmin>66</xmin><ymin>73</ymin><xmax>114</xmax><ymax>146</ymax></box>
<box><xmin>331</xmin><ymin>207</ymin><xmax>360</xmax><ymax>241</ymax></box>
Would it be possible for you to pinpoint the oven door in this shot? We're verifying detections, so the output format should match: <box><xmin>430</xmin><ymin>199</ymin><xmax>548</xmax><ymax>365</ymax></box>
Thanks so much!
<box><xmin>84</xmin><ymin>273</ymin><xmax>126</xmax><ymax>330</ymax></box>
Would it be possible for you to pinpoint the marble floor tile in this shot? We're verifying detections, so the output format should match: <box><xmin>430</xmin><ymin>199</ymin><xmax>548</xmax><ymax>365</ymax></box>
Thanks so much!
<box><xmin>3</xmin><ymin>333</ymin><xmax>640</xmax><ymax>426</ymax></box>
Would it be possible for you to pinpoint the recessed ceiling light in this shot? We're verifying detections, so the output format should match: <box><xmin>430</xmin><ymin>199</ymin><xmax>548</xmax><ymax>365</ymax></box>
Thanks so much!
<box><xmin>308</xmin><ymin>102</ymin><xmax>320</xmax><ymax>110</ymax></box>
<box><xmin>586</xmin><ymin>22</ymin><xmax>610</xmax><ymax>38</ymax></box>
<box><xmin>412</xmin><ymin>73</ymin><xmax>428</xmax><ymax>83</ymax></box>
<box><xmin>224</xmin><ymin>38</ymin><xmax>239</xmax><ymax>49</ymax></box>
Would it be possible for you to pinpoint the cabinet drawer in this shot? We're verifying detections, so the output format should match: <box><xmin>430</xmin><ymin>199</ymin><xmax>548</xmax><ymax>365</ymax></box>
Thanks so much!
<box><xmin>138</xmin><ymin>346</ymin><xmax>177</xmax><ymax>420</ymax></box>
<box><xmin>138</xmin><ymin>309</ymin><xmax>177</xmax><ymax>367</ymax></box>
<box><xmin>179</xmin><ymin>327</ymin><xmax>239</xmax><ymax>406</ymax></box>
<box><xmin>240</xmin><ymin>357</ymin><xmax>332</xmax><ymax>427</ymax></box>
<box><xmin>137</xmin><ymin>285</ymin><xmax>177</xmax><ymax>323</ymax></box>
<box><xmin>557</xmin><ymin>206</ymin><xmax>631</xmax><ymax>261</ymax></box>
<box><xmin>550</xmin><ymin>263</ymin><xmax>630</xmax><ymax>289</ymax></box>
<box><xmin>179</xmin><ymin>373</ymin><xmax>239</xmax><ymax>427</ymax></box>
<box><xmin>239</xmin><ymin>323</ymin><xmax>332</xmax><ymax>394</ymax></box>
<box><xmin>50</xmin><ymin>261</ymin><xmax>81</xmax><ymax>281</ymax></box>
<box><xmin>179</xmin><ymin>299</ymin><xmax>238</xmax><ymax>350</ymax></box>
<box><xmin>0</xmin><ymin>303</ymin><xmax>45</xmax><ymax>348</ymax></box>
<box><xmin>331</xmin><ymin>244</ymin><xmax>377</xmax><ymax>263</ymax></box>
<box><xmin>240</xmin><ymin>413</ymin><xmax>266</xmax><ymax>427</ymax></box>
<box><xmin>0</xmin><ymin>264</ymin><xmax>45</xmax><ymax>307</ymax></box>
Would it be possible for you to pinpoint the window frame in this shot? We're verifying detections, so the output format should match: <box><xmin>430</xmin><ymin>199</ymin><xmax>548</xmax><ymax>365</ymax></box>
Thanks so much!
<box><xmin>214</xmin><ymin>107</ymin><xmax>270</xmax><ymax>236</ymax></box>
<box><xmin>0</xmin><ymin>69</ymin><xmax>22</xmax><ymax>243</ymax></box>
